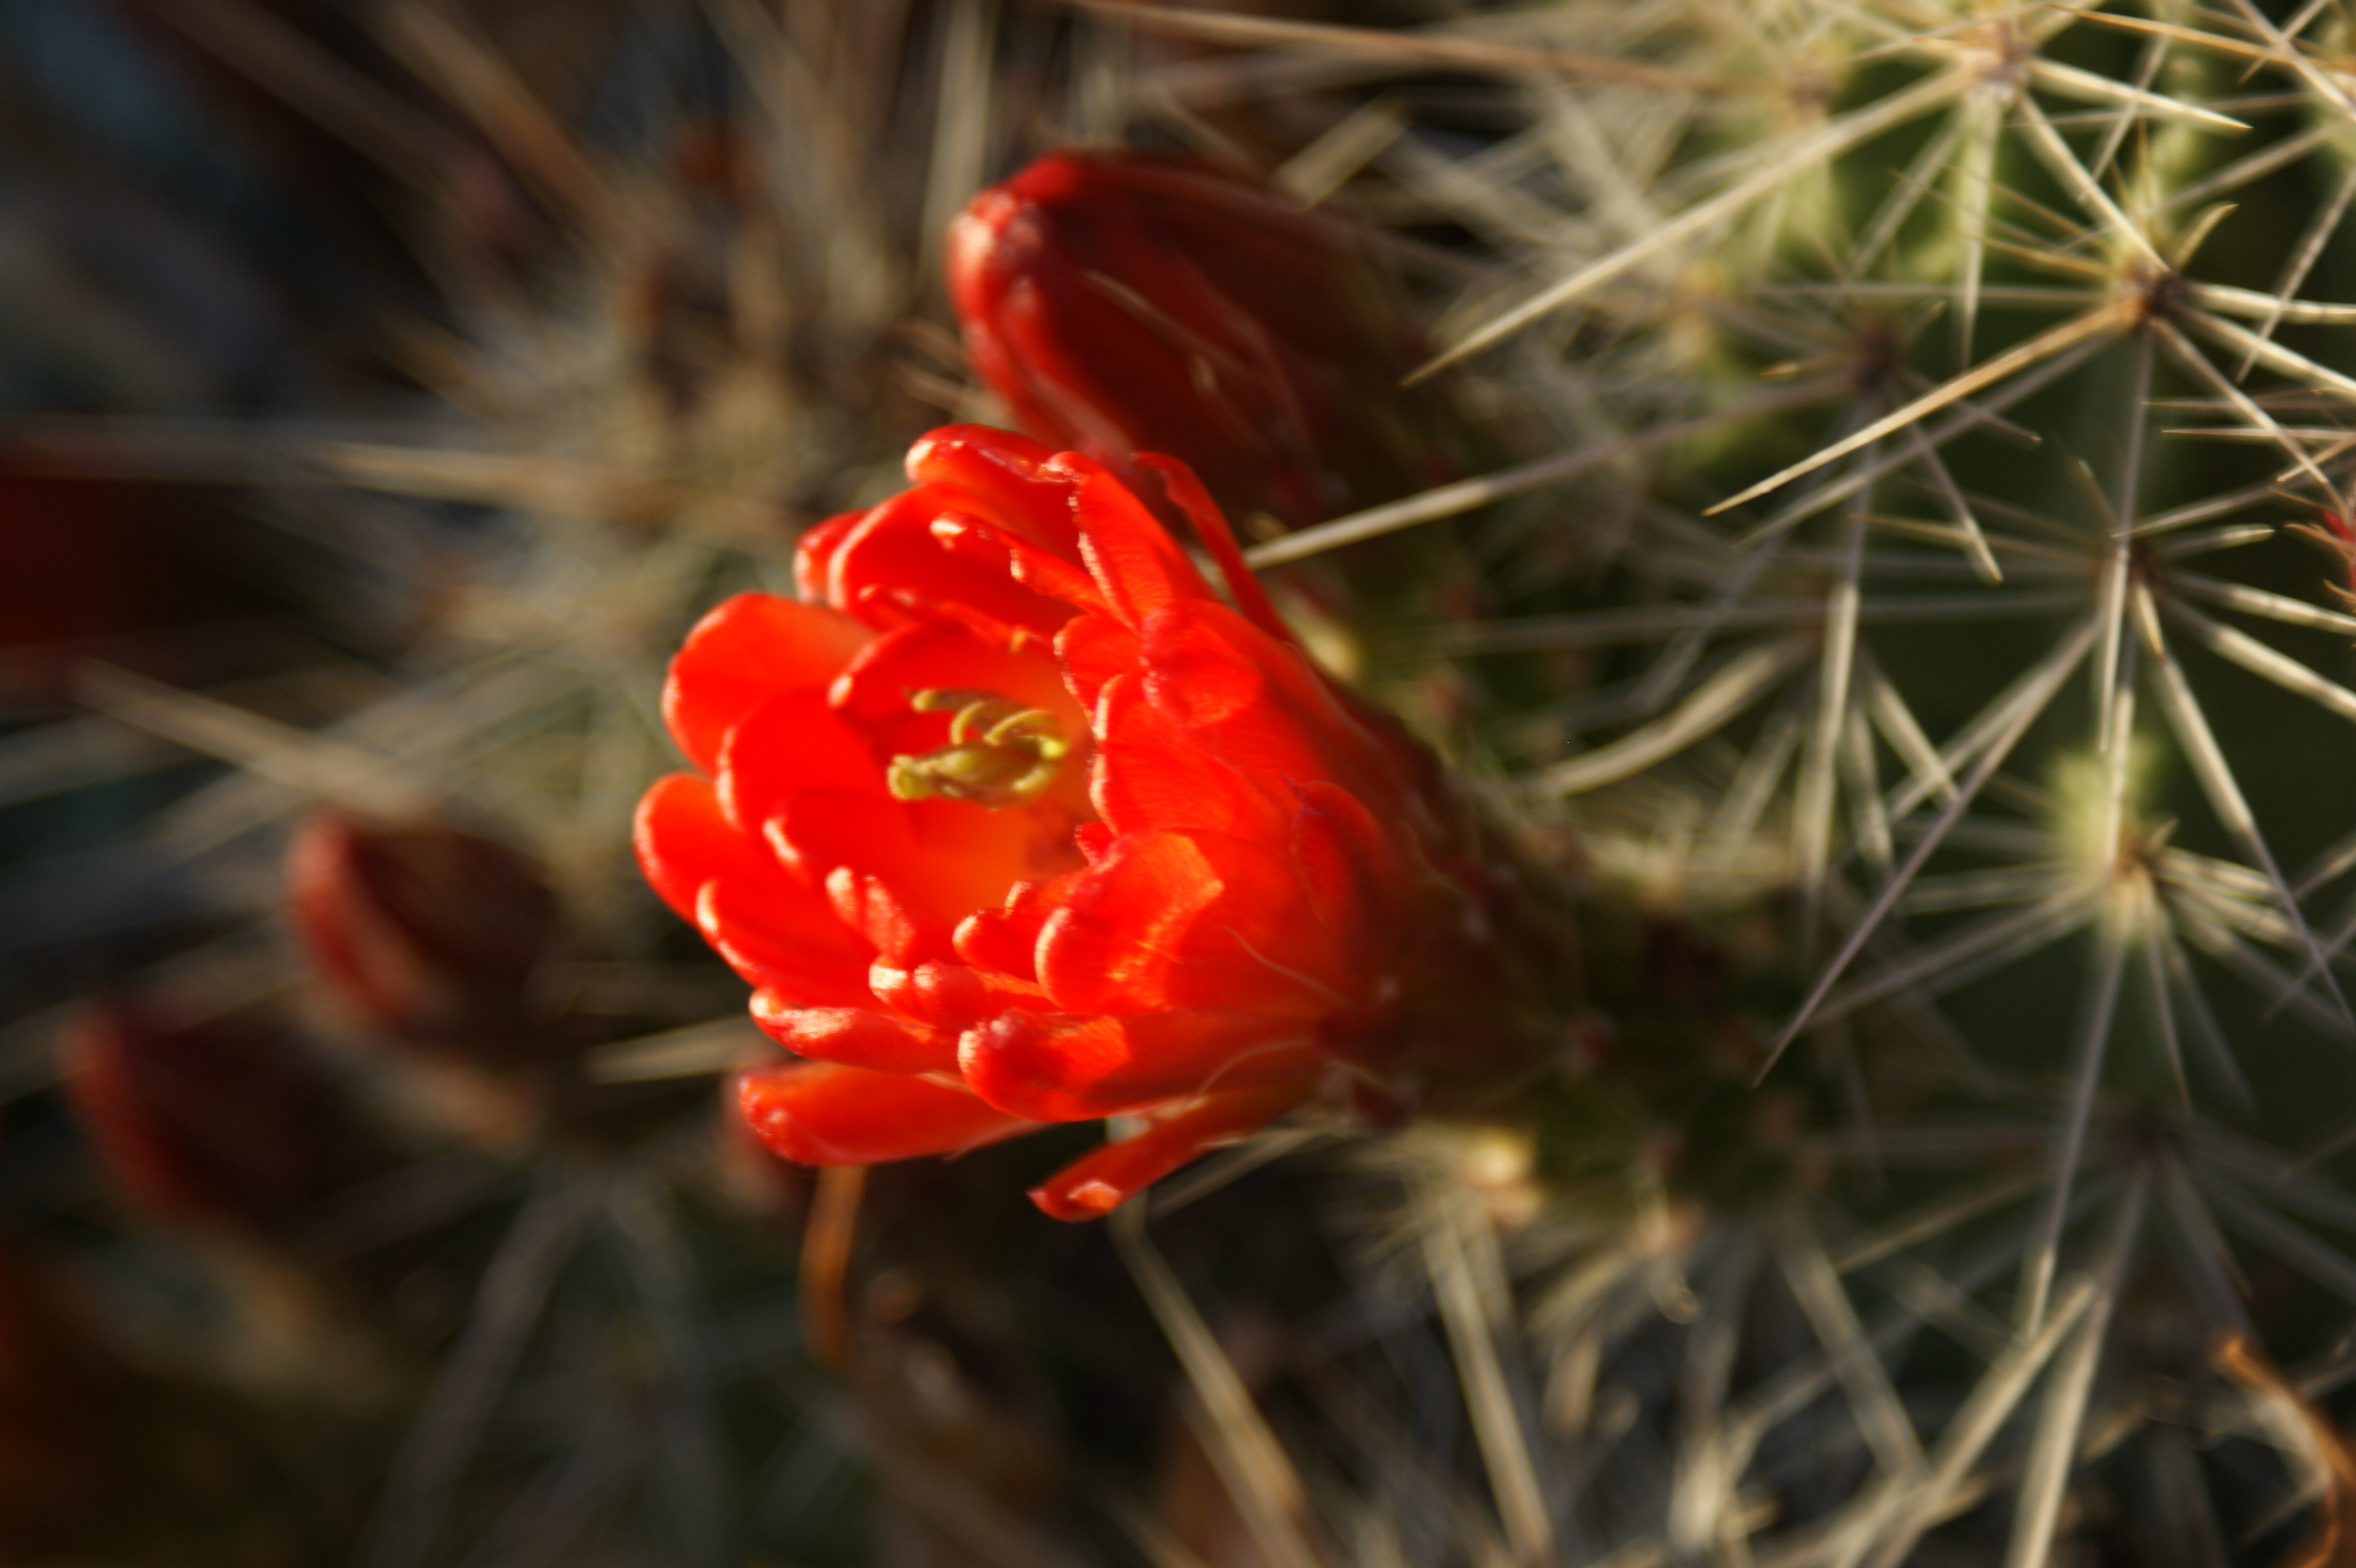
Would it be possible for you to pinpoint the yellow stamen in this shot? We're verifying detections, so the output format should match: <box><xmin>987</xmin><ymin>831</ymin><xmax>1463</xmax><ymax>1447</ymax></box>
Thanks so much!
<box><xmin>887</xmin><ymin>688</ymin><xmax>1071</xmax><ymax>808</ymax></box>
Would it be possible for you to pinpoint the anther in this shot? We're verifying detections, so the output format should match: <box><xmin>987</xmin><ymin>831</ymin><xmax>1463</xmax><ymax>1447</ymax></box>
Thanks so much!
<box><xmin>888</xmin><ymin>688</ymin><xmax>1071</xmax><ymax>808</ymax></box>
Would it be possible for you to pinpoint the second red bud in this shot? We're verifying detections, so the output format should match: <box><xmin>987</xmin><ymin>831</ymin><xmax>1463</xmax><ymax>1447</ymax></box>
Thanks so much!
<box><xmin>948</xmin><ymin>149</ymin><xmax>1462</xmax><ymax>535</ymax></box>
<box><xmin>285</xmin><ymin>812</ymin><xmax>562</xmax><ymax>1069</ymax></box>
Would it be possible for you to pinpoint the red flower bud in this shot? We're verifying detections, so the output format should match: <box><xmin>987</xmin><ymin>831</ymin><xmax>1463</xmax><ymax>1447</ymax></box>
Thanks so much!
<box><xmin>948</xmin><ymin>150</ymin><xmax>1458</xmax><ymax>532</ymax></box>
<box><xmin>636</xmin><ymin>425</ymin><xmax>1563</xmax><ymax>1220</ymax></box>
<box><xmin>285</xmin><ymin>812</ymin><xmax>562</xmax><ymax>1068</ymax></box>
<box><xmin>62</xmin><ymin>1001</ymin><xmax>383</xmax><ymax>1235</ymax></box>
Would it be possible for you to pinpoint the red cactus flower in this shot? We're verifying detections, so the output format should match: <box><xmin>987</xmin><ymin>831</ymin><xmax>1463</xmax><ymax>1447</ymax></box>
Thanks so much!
<box><xmin>286</xmin><ymin>811</ymin><xmax>562</xmax><ymax>1067</ymax></box>
<box><xmin>635</xmin><ymin>425</ymin><xmax>1560</xmax><ymax>1219</ymax></box>
<box><xmin>947</xmin><ymin>149</ymin><xmax>1459</xmax><ymax>533</ymax></box>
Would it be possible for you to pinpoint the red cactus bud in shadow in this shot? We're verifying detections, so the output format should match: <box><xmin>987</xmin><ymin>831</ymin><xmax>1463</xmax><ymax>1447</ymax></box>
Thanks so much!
<box><xmin>285</xmin><ymin>812</ymin><xmax>563</xmax><ymax>1069</ymax></box>
<box><xmin>62</xmin><ymin>1001</ymin><xmax>384</xmax><ymax>1237</ymax></box>
<box><xmin>948</xmin><ymin>149</ymin><xmax>1461</xmax><ymax>533</ymax></box>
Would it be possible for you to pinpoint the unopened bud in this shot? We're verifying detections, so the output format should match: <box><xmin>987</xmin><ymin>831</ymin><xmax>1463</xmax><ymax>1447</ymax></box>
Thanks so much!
<box><xmin>286</xmin><ymin>812</ymin><xmax>561</xmax><ymax>1067</ymax></box>
<box><xmin>61</xmin><ymin>1001</ymin><xmax>382</xmax><ymax>1236</ymax></box>
<box><xmin>948</xmin><ymin>149</ymin><xmax>1463</xmax><ymax>533</ymax></box>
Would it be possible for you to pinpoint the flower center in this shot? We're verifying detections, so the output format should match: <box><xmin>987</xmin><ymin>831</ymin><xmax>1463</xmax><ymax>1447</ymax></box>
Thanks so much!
<box><xmin>887</xmin><ymin>688</ymin><xmax>1071</xmax><ymax>809</ymax></box>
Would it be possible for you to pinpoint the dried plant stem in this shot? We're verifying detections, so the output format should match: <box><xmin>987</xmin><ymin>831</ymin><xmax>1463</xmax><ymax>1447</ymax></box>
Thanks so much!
<box><xmin>799</xmin><ymin>1164</ymin><xmax>867</xmax><ymax>1371</ymax></box>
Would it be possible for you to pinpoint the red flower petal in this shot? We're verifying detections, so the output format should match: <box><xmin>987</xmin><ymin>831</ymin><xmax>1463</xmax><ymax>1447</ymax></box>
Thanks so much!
<box><xmin>747</xmin><ymin>995</ymin><xmax>958</xmax><ymax>1073</ymax></box>
<box><xmin>1138</xmin><ymin>600</ymin><xmax>1384</xmax><ymax>802</ymax></box>
<box><xmin>817</xmin><ymin>488</ymin><xmax>1073</xmax><ymax>640</ymax></box>
<box><xmin>1128</xmin><ymin>452</ymin><xmax>1294</xmax><ymax>645</ymax></box>
<box><xmin>773</xmin><ymin>788</ymin><xmax>1085</xmax><ymax>947</ymax></box>
<box><xmin>635</xmin><ymin>773</ymin><xmax>825</xmax><ymax>933</ymax></box>
<box><xmin>821</xmin><ymin>864</ymin><xmax>936</xmax><ymax>970</ymax></box>
<box><xmin>960</xmin><ymin>1009</ymin><xmax>1318</xmax><ymax>1120</ymax></box>
<box><xmin>1089</xmin><ymin>671</ymin><xmax>1284</xmax><ymax>843</ymax></box>
<box><xmin>1036</xmin><ymin>830</ymin><xmax>1347</xmax><ymax>1016</ymax></box>
<box><xmin>905</xmin><ymin>424</ymin><xmax>1078</xmax><ymax>557</ymax></box>
<box><xmin>951</xmin><ymin>874</ymin><xmax>1078</xmax><ymax>982</ymax></box>
<box><xmin>717</xmin><ymin>691</ymin><xmax>881</xmax><ymax>834</ymax></box>
<box><xmin>1050</xmin><ymin>454</ymin><xmax>1217</xmax><ymax>627</ymax></box>
<box><xmin>638</xmin><ymin>775</ymin><xmax>873</xmax><ymax>1004</ymax></box>
<box><xmin>770</xmin><ymin>789</ymin><xmax>918</xmax><ymax>887</ymax></box>
<box><xmin>738</xmin><ymin>1062</ymin><xmax>1035</xmax><ymax>1165</ymax></box>
<box><xmin>1054</xmin><ymin>613</ymin><xmax>1141</xmax><ymax>713</ymax></box>
<box><xmin>794</xmin><ymin>511</ymin><xmax>862</xmax><ymax>602</ymax></box>
<box><xmin>929</xmin><ymin>511</ymin><xmax>1109</xmax><ymax>616</ymax></box>
<box><xmin>868</xmin><ymin>960</ymin><xmax>1048</xmax><ymax>1031</ymax></box>
<box><xmin>1027</xmin><ymin>1083</ymin><xmax>1312</xmax><ymax>1220</ymax></box>
<box><xmin>663</xmin><ymin>594</ymin><xmax>872</xmax><ymax>774</ymax></box>
<box><xmin>1287</xmin><ymin>778</ymin><xmax>1413</xmax><ymax>937</ymax></box>
<box><xmin>698</xmin><ymin>879</ymin><xmax>874</xmax><ymax>1007</ymax></box>
<box><xmin>1033</xmin><ymin>831</ymin><xmax>1218</xmax><ymax>1011</ymax></box>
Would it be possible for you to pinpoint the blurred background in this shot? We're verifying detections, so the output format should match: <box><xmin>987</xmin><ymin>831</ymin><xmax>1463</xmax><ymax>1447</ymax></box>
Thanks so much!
<box><xmin>12</xmin><ymin>2</ymin><xmax>2356</xmax><ymax>1564</ymax></box>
